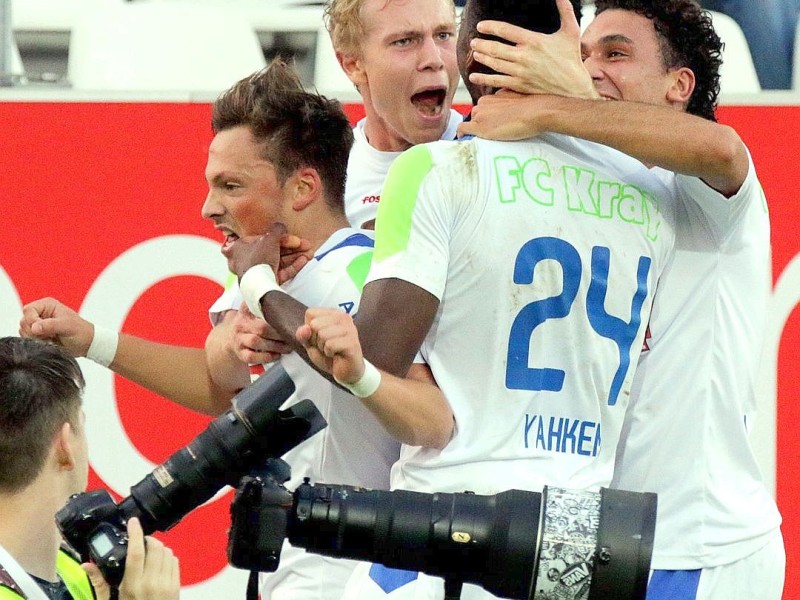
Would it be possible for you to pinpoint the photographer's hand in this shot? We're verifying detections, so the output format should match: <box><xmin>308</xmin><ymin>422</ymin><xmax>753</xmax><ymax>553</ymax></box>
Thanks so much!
<box><xmin>81</xmin><ymin>562</ymin><xmax>111</xmax><ymax>600</ymax></box>
<box><xmin>118</xmin><ymin>518</ymin><xmax>180</xmax><ymax>600</ymax></box>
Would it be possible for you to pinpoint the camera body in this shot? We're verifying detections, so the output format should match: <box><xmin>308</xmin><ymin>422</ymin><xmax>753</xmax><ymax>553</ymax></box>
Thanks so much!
<box><xmin>56</xmin><ymin>365</ymin><xmax>326</xmax><ymax>589</ymax></box>
<box><xmin>56</xmin><ymin>489</ymin><xmax>130</xmax><ymax>588</ymax></box>
<box><xmin>227</xmin><ymin>459</ymin><xmax>294</xmax><ymax>573</ymax></box>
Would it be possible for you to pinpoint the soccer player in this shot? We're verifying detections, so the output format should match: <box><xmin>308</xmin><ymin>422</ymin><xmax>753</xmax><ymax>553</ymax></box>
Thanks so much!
<box><xmin>0</xmin><ymin>336</ymin><xmax>179</xmax><ymax>600</ymax></box>
<box><xmin>20</xmin><ymin>61</ymin><xmax>399</xmax><ymax>600</ymax></box>
<box><xmin>205</xmin><ymin>0</ymin><xmax>464</xmax><ymax>390</ymax></box>
<box><xmin>19</xmin><ymin>0</ymin><xmax>462</xmax><ymax>414</ymax></box>
<box><xmin>224</xmin><ymin>0</ymin><xmax>678</xmax><ymax>597</ymax></box>
<box><xmin>325</xmin><ymin>0</ymin><xmax>462</xmax><ymax>229</ymax></box>
<box><xmin>458</xmin><ymin>0</ymin><xmax>785</xmax><ymax>597</ymax></box>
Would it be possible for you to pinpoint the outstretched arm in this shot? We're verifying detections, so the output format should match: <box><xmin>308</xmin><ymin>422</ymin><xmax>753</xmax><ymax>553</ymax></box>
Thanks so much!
<box><xmin>20</xmin><ymin>297</ymin><xmax>234</xmax><ymax>416</ymax></box>
<box><xmin>457</xmin><ymin>0</ymin><xmax>747</xmax><ymax>196</ymax></box>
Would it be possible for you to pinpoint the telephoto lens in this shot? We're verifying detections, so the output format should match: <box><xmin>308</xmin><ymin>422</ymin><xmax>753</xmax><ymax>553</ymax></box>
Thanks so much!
<box><xmin>283</xmin><ymin>482</ymin><xmax>655</xmax><ymax>600</ymax></box>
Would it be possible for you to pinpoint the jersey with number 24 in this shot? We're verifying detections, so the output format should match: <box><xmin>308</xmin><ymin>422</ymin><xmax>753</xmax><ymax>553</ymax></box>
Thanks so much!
<box><xmin>368</xmin><ymin>134</ymin><xmax>677</xmax><ymax>496</ymax></box>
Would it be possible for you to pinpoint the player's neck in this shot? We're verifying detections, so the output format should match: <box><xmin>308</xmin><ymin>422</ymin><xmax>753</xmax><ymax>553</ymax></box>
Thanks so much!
<box><xmin>360</xmin><ymin>97</ymin><xmax>414</xmax><ymax>153</ymax></box>
<box><xmin>0</xmin><ymin>487</ymin><xmax>62</xmax><ymax>581</ymax></box>
<box><xmin>298</xmin><ymin>210</ymin><xmax>352</xmax><ymax>255</ymax></box>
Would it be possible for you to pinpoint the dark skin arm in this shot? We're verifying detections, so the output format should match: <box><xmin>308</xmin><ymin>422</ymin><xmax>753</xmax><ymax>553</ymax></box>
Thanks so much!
<box><xmin>355</xmin><ymin>279</ymin><xmax>439</xmax><ymax>377</ymax></box>
<box><xmin>225</xmin><ymin>224</ymin><xmax>317</xmax><ymax>367</ymax></box>
<box><xmin>225</xmin><ymin>223</ymin><xmax>439</xmax><ymax>378</ymax></box>
<box><xmin>226</xmin><ymin>223</ymin><xmax>452</xmax><ymax>447</ymax></box>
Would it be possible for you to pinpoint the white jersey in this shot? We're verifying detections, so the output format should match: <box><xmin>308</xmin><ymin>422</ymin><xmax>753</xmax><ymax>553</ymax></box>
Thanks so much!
<box><xmin>612</xmin><ymin>151</ymin><xmax>782</xmax><ymax>570</ymax></box>
<box><xmin>368</xmin><ymin>134</ymin><xmax>676</xmax><ymax>497</ymax></box>
<box><xmin>344</xmin><ymin>110</ymin><xmax>463</xmax><ymax>228</ymax></box>
<box><xmin>209</xmin><ymin>229</ymin><xmax>400</xmax><ymax>600</ymax></box>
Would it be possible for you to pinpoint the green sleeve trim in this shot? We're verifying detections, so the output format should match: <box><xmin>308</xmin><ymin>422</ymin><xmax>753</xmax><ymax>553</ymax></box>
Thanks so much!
<box><xmin>224</xmin><ymin>271</ymin><xmax>238</xmax><ymax>290</ymax></box>
<box><xmin>373</xmin><ymin>145</ymin><xmax>434</xmax><ymax>263</ymax></box>
<box><xmin>346</xmin><ymin>251</ymin><xmax>373</xmax><ymax>292</ymax></box>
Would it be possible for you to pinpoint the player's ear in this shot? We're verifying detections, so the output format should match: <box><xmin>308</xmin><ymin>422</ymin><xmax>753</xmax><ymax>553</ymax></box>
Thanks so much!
<box><xmin>54</xmin><ymin>422</ymin><xmax>77</xmax><ymax>471</ymax></box>
<box><xmin>290</xmin><ymin>168</ymin><xmax>322</xmax><ymax>212</ymax></box>
<box><xmin>666</xmin><ymin>66</ymin><xmax>695</xmax><ymax>106</ymax></box>
<box><xmin>337</xmin><ymin>51</ymin><xmax>367</xmax><ymax>88</ymax></box>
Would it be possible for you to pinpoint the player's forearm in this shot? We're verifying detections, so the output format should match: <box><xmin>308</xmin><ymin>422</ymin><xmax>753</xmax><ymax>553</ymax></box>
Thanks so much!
<box><xmin>259</xmin><ymin>291</ymin><xmax>339</xmax><ymax>387</ymax></box>
<box><xmin>537</xmin><ymin>96</ymin><xmax>748</xmax><ymax>195</ymax></box>
<box><xmin>360</xmin><ymin>371</ymin><xmax>454</xmax><ymax>449</ymax></box>
<box><xmin>110</xmin><ymin>335</ymin><xmax>233</xmax><ymax>416</ymax></box>
<box><xmin>204</xmin><ymin>312</ymin><xmax>251</xmax><ymax>396</ymax></box>
<box><xmin>260</xmin><ymin>290</ymin><xmax>307</xmax><ymax>346</ymax></box>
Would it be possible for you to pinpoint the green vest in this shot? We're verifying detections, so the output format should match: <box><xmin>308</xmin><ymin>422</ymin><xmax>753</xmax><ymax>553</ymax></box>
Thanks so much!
<box><xmin>0</xmin><ymin>549</ymin><xmax>94</xmax><ymax>600</ymax></box>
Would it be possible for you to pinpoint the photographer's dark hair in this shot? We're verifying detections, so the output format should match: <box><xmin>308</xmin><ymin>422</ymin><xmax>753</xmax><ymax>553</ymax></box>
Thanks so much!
<box><xmin>595</xmin><ymin>0</ymin><xmax>722</xmax><ymax>121</ymax></box>
<box><xmin>0</xmin><ymin>337</ymin><xmax>84</xmax><ymax>493</ymax></box>
<box><xmin>212</xmin><ymin>59</ymin><xmax>354</xmax><ymax>211</ymax></box>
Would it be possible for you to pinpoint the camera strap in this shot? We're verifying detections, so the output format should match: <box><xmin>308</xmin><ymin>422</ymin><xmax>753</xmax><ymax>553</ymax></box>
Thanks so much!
<box><xmin>246</xmin><ymin>571</ymin><xmax>259</xmax><ymax>600</ymax></box>
<box><xmin>0</xmin><ymin>563</ymin><xmax>25</xmax><ymax>597</ymax></box>
<box><xmin>0</xmin><ymin>544</ymin><xmax>52</xmax><ymax>600</ymax></box>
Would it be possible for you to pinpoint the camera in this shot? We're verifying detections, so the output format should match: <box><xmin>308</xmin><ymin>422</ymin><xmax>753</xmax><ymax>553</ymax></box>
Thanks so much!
<box><xmin>56</xmin><ymin>365</ymin><xmax>326</xmax><ymax>588</ymax></box>
<box><xmin>57</xmin><ymin>360</ymin><xmax>655</xmax><ymax>599</ymax></box>
<box><xmin>228</xmin><ymin>459</ymin><xmax>656</xmax><ymax>600</ymax></box>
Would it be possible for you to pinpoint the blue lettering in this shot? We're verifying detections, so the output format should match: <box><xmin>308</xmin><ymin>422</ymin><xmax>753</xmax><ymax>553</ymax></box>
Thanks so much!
<box><xmin>577</xmin><ymin>421</ymin><xmax>595</xmax><ymax>456</ymax></box>
<box><xmin>536</xmin><ymin>416</ymin><xmax>546</xmax><ymax>450</ymax></box>
<box><xmin>560</xmin><ymin>418</ymin><xmax>579</xmax><ymax>454</ymax></box>
<box><xmin>524</xmin><ymin>413</ymin><xmax>536</xmax><ymax>449</ymax></box>
<box><xmin>586</xmin><ymin>246</ymin><xmax>650</xmax><ymax>405</ymax></box>
<box><xmin>523</xmin><ymin>415</ymin><xmax>600</xmax><ymax>457</ymax></box>
<box><xmin>548</xmin><ymin>417</ymin><xmax>565</xmax><ymax>452</ymax></box>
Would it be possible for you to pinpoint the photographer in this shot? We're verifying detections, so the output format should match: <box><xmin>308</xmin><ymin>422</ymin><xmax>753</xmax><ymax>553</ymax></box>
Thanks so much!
<box><xmin>0</xmin><ymin>337</ymin><xmax>179</xmax><ymax>600</ymax></box>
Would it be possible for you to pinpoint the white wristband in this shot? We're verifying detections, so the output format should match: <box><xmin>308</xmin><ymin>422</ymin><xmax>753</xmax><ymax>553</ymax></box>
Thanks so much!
<box><xmin>240</xmin><ymin>264</ymin><xmax>283</xmax><ymax>320</ymax></box>
<box><xmin>336</xmin><ymin>359</ymin><xmax>382</xmax><ymax>398</ymax></box>
<box><xmin>86</xmin><ymin>326</ymin><xmax>119</xmax><ymax>367</ymax></box>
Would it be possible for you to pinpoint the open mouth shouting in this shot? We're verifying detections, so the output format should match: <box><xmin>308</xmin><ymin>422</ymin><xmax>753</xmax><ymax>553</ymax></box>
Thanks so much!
<box><xmin>411</xmin><ymin>86</ymin><xmax>448</xmax><ymax>119</ymax></box>
<box><xmin>218</xmin><ymin>228</ymin><xmax>239</xmax><ymax>254</ymax></box>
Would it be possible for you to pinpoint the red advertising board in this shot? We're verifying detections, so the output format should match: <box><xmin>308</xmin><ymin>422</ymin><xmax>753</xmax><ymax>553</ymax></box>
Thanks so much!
<box><xmin>720</xmin><ymin>105</ymin><xmax>800</xmax><ymax>600</ymax></box>
<box><xmin>0</xmin><ymin>101</ymin><xmax>797</xmax><ymax>598</ymax></box>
